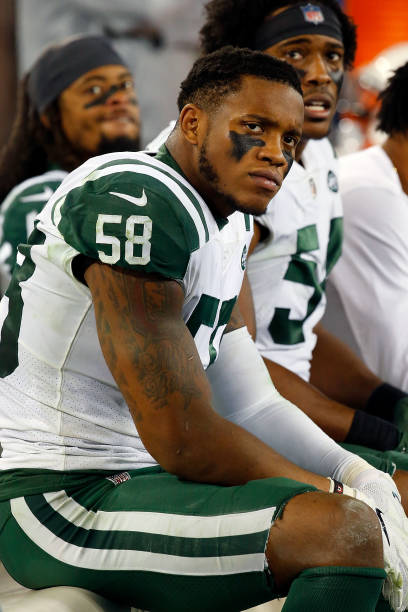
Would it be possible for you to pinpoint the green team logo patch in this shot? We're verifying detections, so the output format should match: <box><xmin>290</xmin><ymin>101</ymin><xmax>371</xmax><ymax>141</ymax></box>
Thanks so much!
<box><xmin>241</xmin><ymin>244</ymin><xmax>247</xmax><ymax>270</ymax></box>
<box><xmin>327</xmin><ymin>170</ymin><xmax>339</xmax><ymax>192</ymax></box>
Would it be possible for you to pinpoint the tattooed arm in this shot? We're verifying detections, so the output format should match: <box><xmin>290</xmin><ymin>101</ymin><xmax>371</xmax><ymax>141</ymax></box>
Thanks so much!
<box><xmin>85</xmin><ymin>260</ymin><xmax>330</xmax><ymax>489</ymax></box>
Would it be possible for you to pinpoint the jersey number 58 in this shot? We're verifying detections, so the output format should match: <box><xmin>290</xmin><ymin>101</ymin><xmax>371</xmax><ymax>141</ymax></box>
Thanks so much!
<box><xmin>96</xmin><ymin>214</ymin><xmax>152</xmax><ymax>265</ymax></box>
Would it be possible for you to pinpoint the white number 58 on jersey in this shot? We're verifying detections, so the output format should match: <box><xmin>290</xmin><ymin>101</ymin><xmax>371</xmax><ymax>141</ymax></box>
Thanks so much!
<box><xmin>96</xmin><ymin>213</ymin><xmax>152</xmax><ymax>265</ymax></box>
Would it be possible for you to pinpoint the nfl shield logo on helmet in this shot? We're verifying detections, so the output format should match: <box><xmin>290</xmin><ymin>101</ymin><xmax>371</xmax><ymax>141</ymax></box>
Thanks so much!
<box><xmin>301</xmin><ymin>3</ymin><xmax>325</xmax><ymax>25</ymax></box>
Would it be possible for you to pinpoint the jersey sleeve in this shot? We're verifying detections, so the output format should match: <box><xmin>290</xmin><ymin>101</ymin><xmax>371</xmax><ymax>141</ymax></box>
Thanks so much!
<box><xmin>54</xmin><ymin>168</ymin><xmax>199</xmax><ymax>281</ymax></box>
<box><xmin>0</xmin><ymin>176</ymin><xmax>63</xmax><ymax>276</ymax></box>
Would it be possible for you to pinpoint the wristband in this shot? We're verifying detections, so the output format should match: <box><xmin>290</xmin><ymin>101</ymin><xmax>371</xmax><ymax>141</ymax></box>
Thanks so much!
<box><xmin>327</xmin><ymin>478</ymin><xmax>356</xmax><ymax>498</ymax></box>
<box><xmin>365</xmin><ymin>383</ymin><xmax>406</xmax><ymax>421</ymax></box>
<box><xmin>345</xmin><ymin>409</ymin><xmax>401</xmax><ymax>451</ymax></box>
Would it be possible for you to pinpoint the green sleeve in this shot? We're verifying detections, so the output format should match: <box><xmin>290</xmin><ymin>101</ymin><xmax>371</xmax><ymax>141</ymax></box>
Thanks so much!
<box><xmin>0</xmin><ymin>178</ymin><xmax>62</xmax><ymax>274</ymax></box>
<box><xmin>55</xmin><ymin>169</ymin><xmax>200</xmax><ymax>280</ymax></box>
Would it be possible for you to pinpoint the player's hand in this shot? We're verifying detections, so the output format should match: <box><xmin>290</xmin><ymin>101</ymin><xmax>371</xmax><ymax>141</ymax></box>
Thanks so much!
<box><xmin>336</xmin><ymin>470</ymin><xmax>408</xmax><ymax>611</ymax></box>
<box><xmin>394</xmin><ymin>397</ymin><xmax>408</xmax><ymax>436</ymax></box>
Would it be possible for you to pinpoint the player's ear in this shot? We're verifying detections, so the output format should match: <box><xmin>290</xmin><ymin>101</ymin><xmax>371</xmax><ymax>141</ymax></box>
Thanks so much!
<box><xmin>178</xmin><ymin>104</ymin><xmax>207</xmax><ymax>145</ymax></box>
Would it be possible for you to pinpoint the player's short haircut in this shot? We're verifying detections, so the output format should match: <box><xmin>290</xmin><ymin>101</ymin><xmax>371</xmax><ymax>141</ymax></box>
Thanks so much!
<box><xmin>177</xmin><ymin>46</ymin><xmax>302</xmax><ymax>113</ymax></box>
<box><xmin>200</xmin><ymin>0</ymin><xmax>357</xmax><ymax>70</ymax></box>
<box><xmin>377</xmin><ymin>61</ymin><xmax>408</xmax><ymax>136</ymax></box>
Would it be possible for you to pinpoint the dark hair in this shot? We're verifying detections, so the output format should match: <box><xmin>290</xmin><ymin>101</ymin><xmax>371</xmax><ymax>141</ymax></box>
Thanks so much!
<box><xmin>177</xmin><ymin>45</ymin><xmax>302</xmax><ymax>112</ymax></box>
<box><xmin>0</xmin><ymin>74</ymin><xmax>90</xmax><ymax>202</ymax></box>
<box><xmin>377</xmin><ymin>62</ymin><xmax>408</xmax><ymax>136</ymax></box>
<box><xmin>200</xmin><ymin>0</ymin><xmax>357</xmax><ymax>70</ymax></box>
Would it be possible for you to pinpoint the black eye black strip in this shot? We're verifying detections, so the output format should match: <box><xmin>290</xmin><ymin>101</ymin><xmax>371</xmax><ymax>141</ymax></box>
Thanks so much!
<box><xmin>84</xmin><ymin>84</ymin><xmax>138</xmax><ymax>109</ymax></box>
<box><xmin>229</xmin><ymin>130</ymin><xmax>265</xmax><ymax>161</ymax></box>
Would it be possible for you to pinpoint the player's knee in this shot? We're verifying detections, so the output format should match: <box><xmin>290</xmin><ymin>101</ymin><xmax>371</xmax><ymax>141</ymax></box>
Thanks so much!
<box><xmin>300</xmin><ymin>492</ymin><xmax>383</xmax><ymax>564</ymax></box>
<box><xmin>332</xmin><ymin>493</ymin><xmax>383</xmax><ymax>562</ymax></box>
<box><xmin>266</xmin><ymin>491</ymin><xmax>383</xmax><ymax>589</ymax></box>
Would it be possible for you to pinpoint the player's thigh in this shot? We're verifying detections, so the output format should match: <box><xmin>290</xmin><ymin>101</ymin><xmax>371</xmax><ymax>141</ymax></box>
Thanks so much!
<box><xmin>0</xmin><ymin>471</ymin><xmax>317</xmax><ymax>612</ymax></box>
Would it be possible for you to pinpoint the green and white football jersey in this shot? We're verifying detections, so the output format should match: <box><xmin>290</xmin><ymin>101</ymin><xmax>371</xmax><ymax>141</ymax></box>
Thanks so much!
<box><xmin>0</xmin><ymin>146</ymin><xmax>252</xmax><ymax>472</ymax></box>
<box><xmin>0</xmin><ymin>170</ymin><xmax>67</xmax><ymax>287</ymax></box>
<box><xmin>247</xmin><ymin>138</ymin><xmax>343</xmax><ymax>381</ymax></box>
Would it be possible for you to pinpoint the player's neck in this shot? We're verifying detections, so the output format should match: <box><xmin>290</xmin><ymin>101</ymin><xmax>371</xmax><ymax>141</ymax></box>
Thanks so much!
<box><xmin>166</xmin><ymin>135</ymin><xmax>231</xmax><ymax>217</ymax></box>
<box><xmin>383</xmin><ymin>136</ymin><xmax>408</xmax><ymax>195</ymax></box>
<box><xmin>166</xmin><ymin>134</ymin><xmax>197</xmax><ymax>187</ymax></box>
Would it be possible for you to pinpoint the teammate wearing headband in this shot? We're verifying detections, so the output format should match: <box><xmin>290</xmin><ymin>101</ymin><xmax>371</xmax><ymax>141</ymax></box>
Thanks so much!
<box><xmin>0</xmin><ymin>34</ymin><xmax>140</xmax><ymax>288</ymax></box>
<box><xmin>200</xmin><ymin>0</ymin><xmax>408</xmax><ymax>462</ymax></box>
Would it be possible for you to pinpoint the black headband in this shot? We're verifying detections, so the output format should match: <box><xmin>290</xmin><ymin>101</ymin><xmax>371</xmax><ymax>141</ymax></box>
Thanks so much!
<box><xmin>254</xmin><ymin>3</ymin><xmax>343</xmax><ymax>51</ymax></box>
<box><xmin>28</xmin><ymin>34</ymin><xmax>128</xmax><ymax>113</ymax></box>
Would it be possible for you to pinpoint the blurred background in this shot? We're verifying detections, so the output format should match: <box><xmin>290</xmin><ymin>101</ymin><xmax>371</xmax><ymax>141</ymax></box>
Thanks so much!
<box><xmin>0</xmin><ymin>0</ymin><xmax>408</xmax><ymax>152</ymax></box>
<box><xmin>335</xmin><ymin>0</ymin><xmax>408</xmax><ymax>154</ymax></box>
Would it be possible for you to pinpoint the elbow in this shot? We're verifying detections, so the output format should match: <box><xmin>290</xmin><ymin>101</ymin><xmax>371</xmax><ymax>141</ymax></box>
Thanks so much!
<box><xmin>159</xmin><ymin>445</ymin><xmax>197</xmax><ymax>480</ymax></box>
<box><xmin>135</xmin><ymin>402</ymin><xmax>220</xmax><ymax>482</ymax></box>
<box><xmin>156</xmin><ymin>440</ymin><xmax>211</xmax><ymax>481</ymax></box>
<box><xmin>142</xmin><ymin>430</ymin><xmax>215</xmax><ymax>482</ymax></box>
